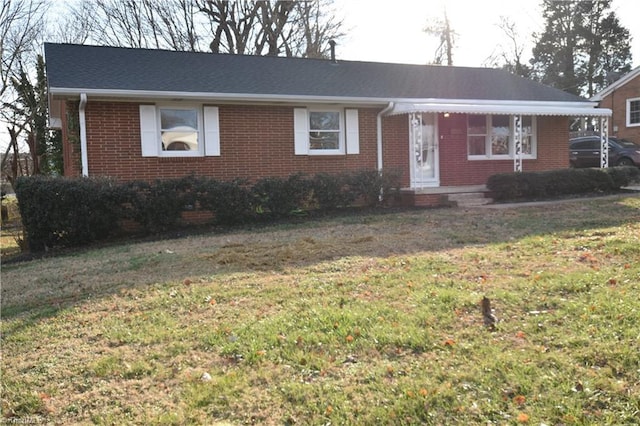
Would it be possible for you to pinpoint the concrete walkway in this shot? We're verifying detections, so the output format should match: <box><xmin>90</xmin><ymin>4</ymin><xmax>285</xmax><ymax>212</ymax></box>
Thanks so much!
<box><xmin>480</xmin><ymin>186</ymin><xmax>640</xmax><ymax>209</ymax></box>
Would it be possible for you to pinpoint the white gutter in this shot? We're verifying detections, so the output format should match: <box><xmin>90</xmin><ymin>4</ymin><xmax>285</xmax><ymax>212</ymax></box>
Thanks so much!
<box><xmin>376</xmin><ymin>102</ymin><xmax>394</xmax><ymax>171</ymax></box>
<box><xmin>79</xmin><ymin>93</ymin><xmax>89</xmax><ymax>176</ymax></box>
<box><xmin>48</xmin><ymin>87</ymin><xmax>603</xmax><ymax>110</ymax></box>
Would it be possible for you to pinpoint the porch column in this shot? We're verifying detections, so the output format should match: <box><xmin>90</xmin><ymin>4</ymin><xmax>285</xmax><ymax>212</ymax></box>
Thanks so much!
<box><xmin>599</xmin><ymin>117</ymin><xmax>609</xmax><ymax>168</ymax></box>
<box><xmin>513</xmin><ymin>115</ymin><xmax>523</xmax><ymax>172</ymax></box>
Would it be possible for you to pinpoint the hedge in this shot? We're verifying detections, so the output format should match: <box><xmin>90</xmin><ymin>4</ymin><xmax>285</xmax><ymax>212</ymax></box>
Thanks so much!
<box><xmin>487</xmin><ymin>166</ymin><xmax>640</xmax><ymax>202</ymax></box>
<box><xmin>14</xmin><ymin>169</ymin><xmax>402</xmax><ymax>252</ymax></box>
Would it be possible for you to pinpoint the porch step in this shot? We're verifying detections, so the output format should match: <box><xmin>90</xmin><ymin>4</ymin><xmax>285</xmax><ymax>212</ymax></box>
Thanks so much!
<box><xmin>446</xmin><ymin>192</ymin><xmax>493</xmax><ymax>208</ymax></box>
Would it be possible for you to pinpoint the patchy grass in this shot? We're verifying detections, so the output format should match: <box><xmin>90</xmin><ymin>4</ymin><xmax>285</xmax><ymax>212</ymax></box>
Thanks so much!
<box><xmin>2</xmin><ymin>195</ymin><xmax>640</xmax><ymax>424</ymax></box>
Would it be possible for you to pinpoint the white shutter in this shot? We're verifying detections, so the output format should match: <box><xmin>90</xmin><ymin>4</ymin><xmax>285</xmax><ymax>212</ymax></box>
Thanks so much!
<box><xmin>294</xmin><ymin>108</ymin><xmax>309</xmax><ymax>155</ymax></box>
<box><xmin>204</xmin><ymin>106</ymin><xmax>221</xmax><ymax>156</ymax></box>
<box><xmin>139</xmin><ymin>105</ymin><xmax>158</xmax><ymax>157</ymax></box>
<box><xmin>345</xmin><ymin>108</ymin><xmax>360</xmax><ymax>154</ymax></box>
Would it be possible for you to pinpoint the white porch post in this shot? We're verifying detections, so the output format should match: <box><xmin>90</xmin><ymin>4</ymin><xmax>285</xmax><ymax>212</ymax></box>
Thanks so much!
<box><xmin>599</xmin><ymin>117</ymin><xmax>609</xmax><ymax>168</ymax></box>
<box><xmin>513</xmin><ymin>114</ymin><xmax>523</xmax><ymax>172</ymax></box>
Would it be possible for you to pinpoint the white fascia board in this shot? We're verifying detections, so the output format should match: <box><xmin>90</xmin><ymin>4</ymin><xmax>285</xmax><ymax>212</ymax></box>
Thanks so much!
<box><xmin>47</xmin><ymin>87</ymin><xmax>391</xmax><ymax>106</ymax></box>
<box><xmin>48</xmin><ymin>87</ymin><xmax>606</xmax><ymax>115</ymax></box>
<box><xmin>386</xmin><ymin>102</ymin><xmax>611</xmax><ymax>117</ymax></box>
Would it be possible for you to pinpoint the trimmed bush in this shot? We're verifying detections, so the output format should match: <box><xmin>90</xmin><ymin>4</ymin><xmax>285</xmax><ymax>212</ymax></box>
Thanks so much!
<box><xmin>487</xmin><ymin>166</ymin><xmax>639</xmax><ymax>202</ymax></box>
<box><xmin>120</xmin><ymin>178</ymin><xmax>190</xmax><ymax>233</ymax></box>
<box><xmin>307</xmin><ymin>173</ymin><xmax>355</xmax><ymax>211</ymax></box>
<box><xmin>346</xmin><ymin>169</ymin><xmax>402</xmax><ymax>207</ymax></box>
<box><xmin>14</xmin><ymin>176</ymin><xmax>123</xmax><ymax>251</ymax></box>
<box><xmin>15</xmin><ymin>169</ymin><xmax>406</xmax><ymax>252</ymax></box>
<box><xmin>252</xmin><ymin>173</ymin><xmax>311</xmax><ymax>218</ymax></box>
<box><xmin>194</xmin><ymin>177</ymin><xmax>255</xmax><ymax>226</ymax></box>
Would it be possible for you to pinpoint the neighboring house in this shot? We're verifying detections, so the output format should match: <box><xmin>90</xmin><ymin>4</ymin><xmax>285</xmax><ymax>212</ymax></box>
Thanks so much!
<box><xmin>44</xmin><ymin>43</ymin><xmax>611</xmax><ymax>206</ymax></box>
<box><xmin>591</xmin><ymin>66</ymin><xmax>640</xmax><ymax>144</ymax></box>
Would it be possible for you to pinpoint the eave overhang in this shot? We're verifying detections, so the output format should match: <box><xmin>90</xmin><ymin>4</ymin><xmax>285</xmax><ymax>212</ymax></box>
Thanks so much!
<box><xmin>48</xmin><ymin>87</ymin><xmax>611</xmax><ymax>117</ymax></box>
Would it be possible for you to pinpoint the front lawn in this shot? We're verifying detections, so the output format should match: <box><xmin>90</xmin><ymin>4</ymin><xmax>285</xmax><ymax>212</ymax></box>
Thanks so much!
<box><xmin>2</xmin><ymin>195</ymin><xmax>639</xmax><ymax>424</ymax></box>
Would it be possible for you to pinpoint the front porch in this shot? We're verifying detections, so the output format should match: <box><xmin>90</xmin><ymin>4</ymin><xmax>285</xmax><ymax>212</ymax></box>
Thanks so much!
<box><xmin>399</xmin><ymin>185</ymin><xmax>492</xmax><ymax>208</ymax></box>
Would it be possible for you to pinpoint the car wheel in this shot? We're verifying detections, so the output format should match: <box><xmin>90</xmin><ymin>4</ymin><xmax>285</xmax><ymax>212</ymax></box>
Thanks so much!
<box><xmin>617</xmin><ymin>157</ymin><xmax>634</xmax><ymax>167</ymax></box>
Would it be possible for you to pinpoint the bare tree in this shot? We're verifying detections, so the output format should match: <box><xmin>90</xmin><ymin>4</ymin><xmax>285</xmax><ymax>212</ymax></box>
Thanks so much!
<box><xmin>57</xmin><ymin>0</ymin><xmax>203</xmax><ymax>51</ymax></box>
<box><xmin>423</xmin><ymin>8</ymin><xmax>457</xmax><ymax>65</ymax></box>
<box><xmin>484</xmin><ymin>16</ymin><xmax>531</xmax><ymax>77</ymax></box>
<box><xmin>254</xmin><ymin>0</ymin><xmax>295</xmax><ymax>56</ymax></box>
<box><xmin>197</xmin><ymin>0</ymin><xmax>261</xmax><ymax>54</ymax></box>
<box><xmin>1</xmin><ymin>0</ymin><xmax>46</xmax><ymax>99</ymax></box>
<box><xmin>49</xmin><ymin>0</ymin><xmax>95</xmax><ymax>44</ymax></box>
<box><xmin>287</xmin><ymin>0</ymin><xmax>346</xmax><ymax>59</ymax></box>
<box><xmin>197</xmin><ymin>0</ymin><xmax>345</xmax><ymax>57</ymax></box>
<box><xmin>1</xmin><ymin>0</ymin><xmax>48</xmax><ymax>181</ymax></box>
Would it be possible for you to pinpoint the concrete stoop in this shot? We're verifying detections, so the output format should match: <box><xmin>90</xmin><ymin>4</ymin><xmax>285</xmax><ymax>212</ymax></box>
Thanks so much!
<box><xmin>446</xmin><ymin>191</ymin><xmax>493</xmax><ymax>208</ymax></box>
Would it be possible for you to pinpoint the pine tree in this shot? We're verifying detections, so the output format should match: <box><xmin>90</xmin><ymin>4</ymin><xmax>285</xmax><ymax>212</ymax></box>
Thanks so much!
<box><xmin>530</xmin><ymin>0</ymin><xmax>631</xmax><ymax>97</ymax></box>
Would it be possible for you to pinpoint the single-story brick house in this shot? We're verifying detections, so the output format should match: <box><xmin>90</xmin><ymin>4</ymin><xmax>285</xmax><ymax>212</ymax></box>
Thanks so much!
<box><xmin>44</xmin><ymin>43</ymin><xmax>611</xmax><ymax>206</ymax></box>
<box><xmin>591</xmin><ymin>66</ymin><xmax>640</xmax><ymax>144</ymax></box>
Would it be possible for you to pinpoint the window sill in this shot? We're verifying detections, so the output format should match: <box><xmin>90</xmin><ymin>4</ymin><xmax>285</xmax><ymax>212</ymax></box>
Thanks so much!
<box><xmin>467</xmin><ymin>156</ymin><xmax>537</xmax><ymax>161</ymax></box>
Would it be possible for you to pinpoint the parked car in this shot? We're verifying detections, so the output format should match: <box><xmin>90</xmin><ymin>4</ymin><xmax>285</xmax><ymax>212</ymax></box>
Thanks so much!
<box><xmin>569</xmin><ymin>136</ymin><xmax>640</xmax><ymax>168</ymax></box>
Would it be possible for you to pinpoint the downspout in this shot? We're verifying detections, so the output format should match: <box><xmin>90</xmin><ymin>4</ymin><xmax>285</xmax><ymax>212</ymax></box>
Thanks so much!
<box><xmin>79</xmin><ymin>93</ymin><xmax>89</xmax><ymax>176</ymax></box>
<box><xmin>376</xmin><ymin>102</ymin><xmax>395</xmax><ymax>171</ymax></box>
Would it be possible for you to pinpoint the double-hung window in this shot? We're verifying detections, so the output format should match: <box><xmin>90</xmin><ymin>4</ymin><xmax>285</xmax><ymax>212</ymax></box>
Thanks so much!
<box><xmin>294</xmin><ymin>107</ymin><xmax>359</xmax><ymax>155</ymax></box>
<box><xmin>467</xmin><ymin>114</ymin><xmax>536</xmax><ymax>160</ymax></box>
<box><xmin>627</xmin><ymin>98</ymin><xmax>640</xmax><ymax>127</ymax></box>
<box><xmin>309</xmin><ymin>110</ymin><xmax>342</xmax><ymax>152</ymax></box>
<box><xmin>139</xmin><ymin>104</ymin><xmax>220</xmax><ymax>157</ymax></box>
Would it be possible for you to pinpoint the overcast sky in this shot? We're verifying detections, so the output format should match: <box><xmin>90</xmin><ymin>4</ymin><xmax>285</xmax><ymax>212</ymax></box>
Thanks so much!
<box><xmin>338</xmin><ymin>0</ymin><xmax>640</xmax><ymax>68</ymax></box>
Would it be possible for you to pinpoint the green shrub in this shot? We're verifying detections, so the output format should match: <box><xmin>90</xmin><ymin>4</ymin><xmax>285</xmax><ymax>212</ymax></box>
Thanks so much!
<box><xmin>194</xmin><ymin>178</ymin><xmax>255</xmax><ymax>226</ymax></box>
<box><xmin>121</xmin><ymin>178</ymin><xmax>191</xmax><ymax>233</ymax></box>
<box><xmin>14</xmin><ymin>176</ymin><xmax>123</xmax><ymax>251</ymax></box>
<box><xmin>252</xmin><ymin>174</ymin><xmax>312</xmax><ymax>218</ymax></box>
<box><xmin>487</xmin><ymin>167</ymin><xmax>635</xmax><ymax>202</ymax></box>
<box><xmin>346</xmin><ymin>169</ymin><xmax>402</xmax><ymax>207</ymax></box>
<box><xmin>15</xmin><ymin>169</ymin><xmax>405</xmax><ymax>252</ymax></box>
<box><xmin>605</xmin><ymin>166</ymin><xmax>640</xmax><ymax>188</ymax></box>
<box><xmin>307</xmin><ymin>173</ymin><xmax>355</xmax><ymax>210</ymax></box>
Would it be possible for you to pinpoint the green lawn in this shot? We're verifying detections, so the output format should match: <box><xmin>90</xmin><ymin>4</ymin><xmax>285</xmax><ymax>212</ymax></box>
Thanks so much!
<box><xmin>2</xmin><ymin>195</ymin><xmax>639</xmax><ymax>425</ymax></box>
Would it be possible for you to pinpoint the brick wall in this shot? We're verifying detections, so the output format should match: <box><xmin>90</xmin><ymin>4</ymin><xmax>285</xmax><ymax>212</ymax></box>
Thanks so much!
<box><xmin>437</xmin><ymin>113</ymin><xmax>569</xmax><ymax>186</ymax></box>
<box><xmin>597</xmin><ymin>75</ymin><xmax>640</xmax><ymax>143</ymax></box>
<box><xmin>63</xmin><ymin>101</ymin><xmax>571</xmax><ymax>186</ymax></box>
<box><xmin>74</xmin><ymin>101</ymin><xmax>379</xmax><ymax>181</ymax></box>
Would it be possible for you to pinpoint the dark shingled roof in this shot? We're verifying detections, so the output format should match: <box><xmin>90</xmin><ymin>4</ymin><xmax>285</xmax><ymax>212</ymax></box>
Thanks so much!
<box><xmin>44</xmin><ymin>43</ymin><xmax>586</xmax><ymax>103</ymax></box>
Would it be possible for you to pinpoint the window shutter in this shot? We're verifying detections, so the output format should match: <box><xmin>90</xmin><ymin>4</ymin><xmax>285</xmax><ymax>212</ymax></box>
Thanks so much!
<box><xmin>294</xmin><ymin>108</ymin><xmax>309</xmax><ymax>155</ymax></box>
<box><xmin>345</xmin><ymin>108</ymin><xmax>360</xmax><ymax>154</ymax></box>
<box><xmin>139</xmin><ymin>105</ymin><xmax>158</xmax><ymax>157</ymax></box>
<box><xmin>204</xmin><ymin>106</ymin><xmax>221</xmax><ymax>156</ymax></box>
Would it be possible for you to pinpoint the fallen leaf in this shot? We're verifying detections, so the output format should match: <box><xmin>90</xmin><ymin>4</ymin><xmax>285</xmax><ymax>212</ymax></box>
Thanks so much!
<box><xmin>513</xmin><ymin>395</ymin><xmax>526</xmax><ymax>406</ymax></box>
<box><xmin>517</xmin><ymin>412</ymin><xmax>529</xmax><ymax>423</ymax></box>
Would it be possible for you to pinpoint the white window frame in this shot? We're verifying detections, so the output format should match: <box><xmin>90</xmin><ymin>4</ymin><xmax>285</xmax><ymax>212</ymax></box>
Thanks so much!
<box><xmin>294</xmin><ymin>106</ymin><xmax>359</xmax><ymax>156</ymax></box>
<box><xmin>157</xmin><ymin>104</ymin><xmax>204</xmax><ymax>157</ymax></box>
<box><xmin>307</xmin><ymin>107</ymin><xmax>345</xmax><ymax>155</ymax></box>
<box><xmin>626</xmin><ymin>97</ymin><xmax>640</xmax><ymax>127</ymax></box>
<box><xmin>467</xmin><ymin>114</ymin><xmax>537</xmax><ymax>160</ymax></box>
